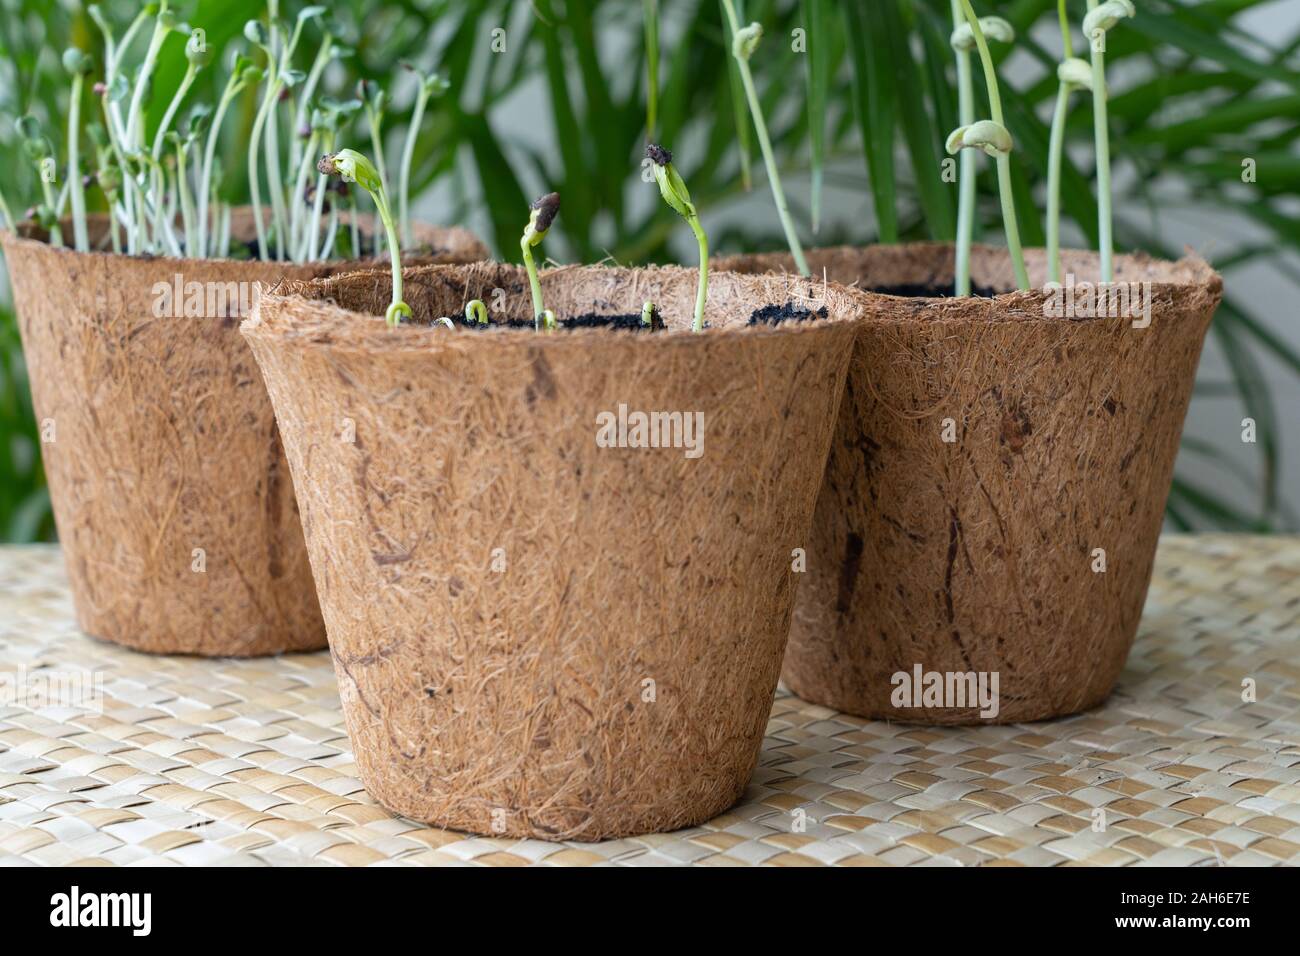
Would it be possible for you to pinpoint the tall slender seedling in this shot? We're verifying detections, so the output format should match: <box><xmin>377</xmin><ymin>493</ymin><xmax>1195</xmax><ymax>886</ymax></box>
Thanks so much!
<box><xmin>719</xmin><ymin>0</ymin><xmax>808</xmax><ymax>276</ymax></box>
<box><xmin>1083</xmin><ymin>0</ymin><xmax>1134</xmax><ymax>283</ymax></box>
<box><xmin>1047</xmin><ymin>2</ymin><xmax>1093</xmax><ymax>284</ymax></box>
<box><xmin>947</xmin><ymin>2</ymin><xmax>1028</xmax><ymax>291</ymax></box>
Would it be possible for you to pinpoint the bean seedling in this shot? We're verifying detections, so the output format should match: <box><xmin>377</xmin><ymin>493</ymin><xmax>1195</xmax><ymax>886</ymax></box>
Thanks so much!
<box><xmin>522</xmin><ymin>192</ymin><xmax>560</xmax><ymax>332</ymax></box>
<box><xmin>647</xmin><ymin>144</ymin><xmax>708</xmax><ymax>333</ymax></box>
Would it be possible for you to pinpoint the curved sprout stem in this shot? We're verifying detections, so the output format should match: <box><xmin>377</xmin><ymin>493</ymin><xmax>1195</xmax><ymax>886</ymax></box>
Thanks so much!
<box><xmin>719</xmin><ymin>0</ymin><xmax>809</xmax><ymax>277</ymax></box>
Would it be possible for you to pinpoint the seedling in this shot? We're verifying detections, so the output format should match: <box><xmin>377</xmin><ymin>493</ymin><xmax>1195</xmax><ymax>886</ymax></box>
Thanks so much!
<box><xmin>949</xmin><ymin>7</ymin><xmax>1014</xmax><ymax>294</ymax></box>
<box><xmin>1083</xmin><ymin>0</ymin><xmax>1134</xmax><ymax>282</ymax></box>
<box><xmin>641</xmin><ymin>301</ymin><xmax>664</xmax><ymax>331</ymax></box>
<box><xmin>466</xmin><ymin>299</ymin><xmax>489</xmax><ymax>325</ymax></box>
<box><xmin>398</xmin><ymin>66</ymin><xmax>450</xmax><ymax>249</ymax></box>
<box><xmin>16</xmin><ymin>3</ymin><xmax>434</xmax><ymax>266</ymax></box>
<box><xmin>1047</xmin><ymin>2</ymin><xmax>1092</xmax><ymax>284</ymax></box>
<box><xmin>947</xmin><ymin>2</ymin><xmax>1029</xmax><ymax>292</ymax></box>
<box><xmin>647</xmin><ymin>144</ymin><xmax>708</xmax><ymax>333</ymax></box>
<box><xmin>522</xmin><ymin>192</ymin><xmax>560</xmax><ymax>332</ymax></box>
<box><xmin>62</xmin><ymin>48</ymin><xmax>94</xmax><ymax>252</ymax></box>
<box><xmin>318</xmin><ymin>149</ymin><xmax>409</xmax><ymax>326</ymax></box>
<box><xmin>718</xmin><ymin>0</ymin><xmax>809</xmax><ymax>276</ymax></box>
<box><xmin>18</xmin><ymin>116</ymin><xmax>62</xmax><ymax>248</ymax></box>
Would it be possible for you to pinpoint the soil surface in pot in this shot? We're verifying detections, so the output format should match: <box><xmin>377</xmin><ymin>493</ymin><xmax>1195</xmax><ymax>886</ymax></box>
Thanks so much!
<box><xmin>409</xmin><ymin>301</ymin><xmax>830</xmax><ymax>331</ymax></box>
<box><xmin>865</xmin><ymin>282</ymin><xmax>1001</xmax><ymax>298</ymax></box>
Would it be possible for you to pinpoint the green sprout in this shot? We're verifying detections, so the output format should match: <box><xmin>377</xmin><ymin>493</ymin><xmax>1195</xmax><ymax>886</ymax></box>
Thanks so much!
<box><xmin>947</xmin><ymin>2</ymin><xmax>1029</xmax><ymax>292</ymax></box>
<box><xmin>466</xmin><ymin>299</ymin><xmax>488</xmax><ymax>326</ymax></box>
<box><xmin>641</xmin><ymin>300</ymin><xmax>663</xmax><ymax>331</ymax></box>
<box><xmin>19</xmin><ymin>116</ymin><xmax>62</xmax><ymax>248</ymax></box>
<box><xmin>62</xmin><ymin>48</ymin><xmax>94</xmax><ymax>252</ymax></box>
<box><xmin>647</xmin><ymin>144</ymin><xmax>708</xmax><ymax>333</ymax></box>
<box><xmin>1083</xmin><ymin>0</ymin><xmax>1135</xmax><ymax>283</ymax></box>
<box><xmin>398</xmin><ymin>66</ymin><xmax>450</xmax><ymax>249</ymax></box>
<box><xmin>318</xmin><ymin>149</ymin><xmax>409</xmax><ymax>326</ymax></box>
<box><xmin>950</xmin><ymin>6</ymin><xmax>1014</xmax><ymax>294</ymax></box>
<box><xmin>1047</xmin><ymin>1</ymin><xmax>1093</xmax><ymax>284</ymax></box>
<box><xmin>358</xmin><ymin>80</ymin><xmax>390</xmax><ymax>257</ymax></box>
<box><xmin>719</xmin><ymin>0</ymin><xmax>809</xmax><ymax>277</ymax></box>
<box><xmin>521</xmin><ymin>192</ymin><xmax>560</xmax><ymax>332</ymax></box>
<box><xmin>199</xmin><ymin>57</ymin><xmax>261</xmax><ymax>257</ymax></box>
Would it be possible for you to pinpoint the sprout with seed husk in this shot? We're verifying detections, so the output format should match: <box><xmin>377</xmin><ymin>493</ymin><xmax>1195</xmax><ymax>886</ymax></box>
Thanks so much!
<box><xmin>1083</xmin><ymin>0</ymin><xmax>1135</xmax><ymax>282</ymax></box>
<box><xmin>522</xmin><ymin>192</ymin><xmax>560</xmax><ymax>332</ymax></box>
<box><xmin>949</xmin><ymin>5</ymin><xmax>1017</xmax><ymax>294</ymax></box>
<box><xmin>947</xmin><ymin>1</ymin><xmax>1029</xmax><ymax>292</ymax></box>
<box><xmin>718</xmin><ymin>0</ymin><xmax>808</xmax><ymax>277</ymax></box>
<box><xmin>647</xmin><ymin>144</ymin><xmax>708</xmax><ymax>333</ymax></box>
<box><xmin>318</xmin><ymin>149</ymin><xmax>409</xmax><ymax>326</ymax></box>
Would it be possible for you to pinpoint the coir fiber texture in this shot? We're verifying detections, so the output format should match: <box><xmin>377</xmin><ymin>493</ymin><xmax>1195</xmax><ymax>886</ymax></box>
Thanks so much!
<box><xmin>243</xmin><ymin>262</ymin><xmax>860</xmax><ymax>838</ymax></box>
<box><xmin>715</xmin><ymin>243</ymin><xmax>1222</xmax><ymax>724</ymax></box>
<box><xmin>2</xmin><ymin>210</ymin><xmax>487</xmax><ymax>656</ymax></box>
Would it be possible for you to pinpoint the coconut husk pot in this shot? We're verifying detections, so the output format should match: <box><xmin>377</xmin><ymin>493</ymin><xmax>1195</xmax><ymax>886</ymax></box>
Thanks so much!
<box><xmin>715</xmin><ymin>243</ymin><xmax>1222</xmax><ymax>724</ymax></box>
<box><xmin>242</xmin><ymin>262</ymin><xmax>860</xmax><ymax>839</ymax></box>
<box><xmin>1</xmin><ymin>210</ymin><xmax>487</xmax><ymax>656</ymax></box>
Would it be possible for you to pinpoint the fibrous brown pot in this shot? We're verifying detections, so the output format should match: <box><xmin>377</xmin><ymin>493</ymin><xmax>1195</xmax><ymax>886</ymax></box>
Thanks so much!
<box><xmin>1</xmin><ymin>210</ymin><xmax>487</xmax><ymax>656</ymax></box>
<box><xmin>716</xmin><ymin>243</ymin><xmax>1222</xmax><ymax>724</ymax></box>
<box><xmin>242</xmin><ymin>262</ymin><xmax>860</xmax><ymax>839</ymax></box>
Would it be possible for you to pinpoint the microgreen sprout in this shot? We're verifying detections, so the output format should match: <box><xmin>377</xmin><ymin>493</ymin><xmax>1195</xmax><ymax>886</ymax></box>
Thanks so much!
<box><xmin>647</xmin><ymin>144</ymin><xmax>708</xmax><ymax>333</ymax></box>
<box><xmin>62</xmin><ymin>48</ymin><xmax>94</xmax><ymax>252</ymax></box>
<box><xmin>358</xmin><ymin>80</ymin><xmax>390</xmax><ymax>257</ymax></box>
<box><xmin>947</xmin><ymin>2</ymin><xmax>1029</xmax><ymax>292</ymax></box>
<box><xmin>318</xmin><ymin>149</ymin><xmax>409</xmax><ymax>326</ymax></box>
<box><xmin>1046</xmin><ymin>2</ymin><xmax>1094</xmax><ymax>284</ymax></box>
<box><xmin>398</xmin><ymin>66</ymin><xmax>450</xmax><ymax>250</ymax></box>
<box><xmin>521</xmin><ymin>192</ymin><xmax>560</xmax><ymax>332</ymax></box>
<box><xmin>466</xmin><ymin>299</ymin><xmax>488</xmax><ymax>326</ymax></box>
<box><xmin>719</xmin><ymin>0</ymin><xmax>809</xmax><ymax>277</ymax></box>
<box><xmin>1083</xmin><ymin>0</ymin><xmax>1134</xmax><ymax>283</ymax></box>
<box><xmin>641</xmin><ymin>301</ymin><xmax>664</xmax><ymax>331</ymax></box>
<box><xmin>19</xmin><ymin>116</ymin><xmax>62</xmax><ymax>248</ymax></box>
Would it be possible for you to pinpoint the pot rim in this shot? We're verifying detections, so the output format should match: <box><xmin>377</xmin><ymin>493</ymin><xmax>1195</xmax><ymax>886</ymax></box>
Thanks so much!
<box><xmin>714</xmin><ymin>241</ymin><xmax>1223</xmax><ymax>326</ymax></box>
<box><xmin>242</xmin><ymin>261</ymin><xmax>865</xmax><ymax>352</ymax></box>
<box><xmin>0</xmin><ymin>208</ymin><xmax>487</xmax><ymax>272</ymax></box>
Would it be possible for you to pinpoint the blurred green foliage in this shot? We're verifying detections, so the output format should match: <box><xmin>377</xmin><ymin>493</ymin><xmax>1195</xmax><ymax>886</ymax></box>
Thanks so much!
<box><xmin>1</xmin><ymin>0</ymin><xmax>1298</xmax><ymax>540</ymax></box>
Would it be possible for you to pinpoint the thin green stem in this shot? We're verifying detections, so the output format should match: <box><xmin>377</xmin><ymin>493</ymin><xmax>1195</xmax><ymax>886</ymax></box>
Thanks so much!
<box><xmin>1046</xmin><ymin>82</ymin><xmax>1071</xmax><ymax>284</ymax></box>
<box><xmin>958</xmin><ymin>0</ymin><xmax>1029</xmax><ymax>290</ymax></box>
<box><xmin>688</xmin><ymin>214</ymin><xmax>709</xmax><ymax>332</ymax></box>
<box><xmin>1058</xmin><ymin>0</ymin><xmax>1074</xmax><ymax>58</ymax></box>
<box><xmin>952</xmin><ymin>0</ymin><xmax>975</xmax><ymax>295</ymax></box>
<box><xmin>176</xmin><ymin>144</ymin><xmax>195</xmax><ymax>255</ymax></box>
<box><xmin>124</xmin><ymin>12</ymin><xmax>169</xmax><ymax>151</ymax></box>
<box><xmin>367</xmin><ymin>109</ymin><xmax>389</xmax><ymax>257</ymax></box>
<box><xmin>199</xmin><ymin>83</ymin><xmax>241</xmax><ymax>258</ymax></box>
<box><xmin>248</xmin><ymin>73</ymin><xmax>284</xmax><ymax>259</ymax></box>
<box><xmin>1089</xmin><ymin>6</ymin><xmax>1114</xmax><ymax>282</ymax></box>
<box><xmin>521</xmin><ymin>237</ymin><xmax>544</xmax><ymax>327</ymax></box>
<box><xmin>151</xmin><ymin>63</ymin><xmax>197</xmax><ymax>161</ymax></box>
<box><xmin>68</xmin><ymin>73</ymin><xmax>89</xmax><ymax>252</ymax></box>
<box><xmin>720</xmin><ymin>0</ymin><xmax>809</xmax><ymax>276</ymax></box>
<box><xmin>398</xmin><ymin>84</ymin><xmax>431</xmax><ymax>249</ymax></box>
<box><xmin>291</xmin><ymin>129</ymin><xmax>321</xmax><ymax>260</ymax></box>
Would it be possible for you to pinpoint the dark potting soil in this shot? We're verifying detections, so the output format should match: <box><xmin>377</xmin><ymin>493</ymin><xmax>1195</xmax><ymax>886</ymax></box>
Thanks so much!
<box><xmin>748</xmin><ymin>301</ymin><xmax>829</xmax><ymax>327</ymax></box>
<box><xmin>412</xmin><ymin>312</ymin><xmax>663</xmax><ymax>332</ymax></box>
<box><xmin>868</xmin><ymin>282</ymin><xmax>1001</xmax><ymax>298</ymax></box>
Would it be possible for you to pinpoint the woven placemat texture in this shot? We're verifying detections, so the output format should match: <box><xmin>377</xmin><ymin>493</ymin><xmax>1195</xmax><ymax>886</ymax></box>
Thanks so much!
<box><xmin>1</xmin><ymin>536</ymin><xmax>1297</xmax><ymax>866</ymax></box>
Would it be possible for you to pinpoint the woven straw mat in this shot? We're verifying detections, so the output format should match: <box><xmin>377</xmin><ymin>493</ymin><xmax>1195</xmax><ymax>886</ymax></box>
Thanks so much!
<box><xmin>1</xmin><ymin>535</ymin><xmax>1297</xmax><ymax>866</ymax></box>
